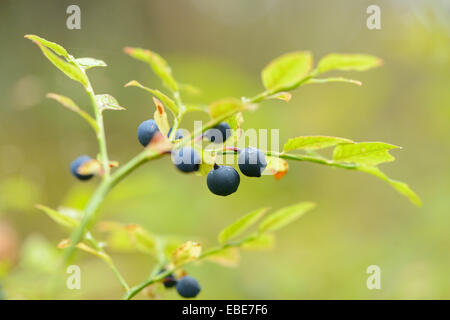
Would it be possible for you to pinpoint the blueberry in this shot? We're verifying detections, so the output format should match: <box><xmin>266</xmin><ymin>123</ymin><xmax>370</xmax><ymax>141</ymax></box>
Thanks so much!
<box><xmin>172</xmin><ymin>147</ymin><xmax>201</xmax><ymax>173</ymax></box>
<box><xmin>137</xmin><ymin>119</ymin><xmax>159</xmax><ymax>146</ymax></box>
<box><xmin>176</xmin><ymin>276</ymin><xmax>201</xmax><ymax>298</ymax></box>
<box><xmin>238</xmin><ymin>148</ymin><xmax>267</xmax><ymax>177</ymax></box>
<box><xmin>207</xmin><ymin>164</ymin><xmax>240</xmax><ymax>196</ymax></box>
<box><xmin>158</xmin><ymin>269</ymin><xmax>177</xmax><ymax>288</ymax></box>
<box><xmin>167</xmin><ymin>127</ymin><xmax>184</xmax><ymax>140</ymax></box>
<box><xmin>70</xmin><ymin>155</ymin><xmax>94</xmax><ymax>181</ymax></box>
<box><xmin>204</xmin><ymin>122</ymin><xmax>231</xmax><ymax>143</ymax></box>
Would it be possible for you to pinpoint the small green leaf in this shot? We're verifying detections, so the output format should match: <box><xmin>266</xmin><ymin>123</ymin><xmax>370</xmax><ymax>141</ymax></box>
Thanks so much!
<box><xmin>241</xmin><ymin>233</ymin><xmax>275</xmax><ymax>251</ymax></box>
<box><xmin>58</xmin><ymin>239</ymin><xmax>111</xmax><ymax>262</ymax></box>
<box><xmin>262</xmin><ymin>51</ymin><xmax>313</xmax><ymax>92</ymax></box>
<box><xmin>29</xmin><ymin>41</ymin><xmax>88</xmax><ymax>87</ymax></box>
<box><xmin>218</xmin><ymin>207</ymin><xmax>268</xmax><ymax>244</ymax></box>
<box><xmin>357</xmin><ymin>166</ymin><xmax>422</xmax><ymax>206</ymax></box>
<box><xmin>265</xmin><ymin>92</ymin><xmax>292</xmax><ymax>102</ymax></box>
<box><xmin>306</xmin><ymin>77</ymin><xmax>362</xmax><ymax>86</ymax></box>
<box><xmin>126</xmin><ymin>224</ymin><xmax>157</xmax><ymax>255</ymax></box>
<box><xmin>205</xmin><ymin>247</ymin><xmax>240</xmax><ymax>267</ymax></box>
<box><xmin>46</xmin><ymin>93</ymin><xmax>98</xmax><ymax>131</ymax></box>
<box><xmin>317</xmin><ymin>53</ymin><xmax>383</xmax><ymax>73</ymax></box>
<box><xmin>35</xmin><ymin>204</ymin><xmax>79</xmax><ymax>228</ymax></box>
<box><xmin>209</xmin><ymin>98</ymin><xmax>244</xmax><ymax>119</ymax></box>
<box><xmin>125</xmin><ymin>80</ymin><xmax>179</xmax><ymax>115</ymax></box>
<box><xmin>152</xmin><ymin>97</ymin><xmax>170</xmax><ymax>136</ymax></box>
<box><xmin>75</xmin><ymin>57</ymin><xmax>107</xmax><ymax>70</ymax></box>
<box><xmin>259</xmin><ymin>202</ymin><xmax>316</xmax><ymax>233</ymax></box>
<box><xmin>124</xmin><ymin>47</ymin><xmax>178</xmax><ymax>92</ymax></box>
<box><xmin>24</xmin><ymin>34</ymin><xmax>69</xmax><ymax>58</ymax></box>
<box><xmin>171</xmin><ymin>241</ymin><xmax>202</xmax><ymax>266</ymax></box>
<box><xmin>333</xmin><ymin>142</ymin><xmax>399</xmax><ymax>166</ymax></box>
<box><xmin>95</xmin><ymin>94</ymin><xmax>125</xmax><ymax>112</ymax></box>
<box><xmin>283</xmin><ymin>136</ymin><xmax>354</xmax><ymax>152</ymax></box>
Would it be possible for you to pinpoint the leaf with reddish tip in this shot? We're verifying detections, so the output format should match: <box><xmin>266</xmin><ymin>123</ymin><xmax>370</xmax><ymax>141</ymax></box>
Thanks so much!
<box><xmin>263</xmin><ymin>156</ymin><xmax>289</xmax><ymax>180</ymax></box>
<box><xmin>172</xmin><ymin>241</ymin><xmax>202</xmax><ymax>266</ymax></box>
<box><xmin>153</xmin><ymin>97</ymin><xmax>170</xmax><ymax>136</ymax></box>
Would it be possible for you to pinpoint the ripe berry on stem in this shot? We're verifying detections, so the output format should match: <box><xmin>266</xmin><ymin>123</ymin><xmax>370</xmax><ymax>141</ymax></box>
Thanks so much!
<box><xmin>172</xmin><ymin>147</ymin><xmax>201</xmax><ymax>173</ymax></box>
<box><xmin>238</xmin><ymin>147</ymin><xmax>267</xmax><ymax>177</ymax></box>
<box><xmin>204</xmin><ymin>122</ymin><xmax>231</xmax><ymax>143</ymax></box>
<box><xmin>70</xmin><ymin>155</ymin><xmax>94</xmax><ymax>181</ymax></box>
<box><xmin>137</xmin><ymin>119</ymin><xmax>159</xmax><ymax>147</ymax></box>
<box><xmin>176</xmin><ymin>276</ymin><xmax>201</xmax><ymax>298</ymax></box>
<box><xmin>207</xmin><ymin>164</ymin><xmax>240</xmax><ymax>196</ymax></box>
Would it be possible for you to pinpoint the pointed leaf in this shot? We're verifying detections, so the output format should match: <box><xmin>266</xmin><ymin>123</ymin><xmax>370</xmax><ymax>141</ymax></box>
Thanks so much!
<box><xmin>241</xmin><ymin>233</ymin><xmax>275</xmax><ymax>251</ymax></box>
<box><xmin>283</xmin><ymin>136</ymin><xmax>354</xmax><ymax>152</ymax></box>
<box><xmin>262</xmin><ymin>51</ymin><xmax>313</xmax><ymax>92</ymax></box>
<box><xmin>317</xmin><ymin>53</ymin><xmax>383</xmax><ymax>73</ymax></box>
<box><xmin>153</xmin><ymin>97</ymin><xmax>170</xmax><ymax>136</ymax></box>
<box><xmin>205</xmin><ymin>247</ymin><xmax>239</xmax><ymax>267</ymax></box>
<box><xmin>57</xmin><ymin>239</ymin><xmax>110</xmax><ymax>262</ymax></box>
<box><xmin>357</xmin><ymin>166</ymin><xmax>422</xmax><ymax>206</ymax></box>
<box><xmin>75</xmin><ymin>57</ymin><xmax>107</xmax><ymax>70</ymax></box>
<box><xmin>265</xmin><ymin>92</ymin><xmax>292</xmax><ymax>102</ymax></box>
<box><xmin>28</xmin><ymin>41</ymin><xmax>88</xmax><ymax>87</ymax></box>
<box><xmin>124</xmin><ymin>47</ymin><xmax>178</xmax><ymax>92</ymax></box>
<box><xmin>172</xmin><ymin>241</ymin><xmax>202</xmax><ymax>266</ymax></box>
<box><xmin>24</xmin><ymin>34</ymin><xmax>69</xmax><ymax>58</ymax></box>
<box><xmin>333</xmin><ymin>142</ymin><xmax>399</xmax><ymax>166</ymax></box>
<box><xmin>209</xmin><ymin>98</ymin><xmax>244</xmax><ymax>119</ymax></box>
<box><xmin>259</xmin><ymin>202</ymin><xmax>316</xmax><ymax>233</ymax></box>
<box><xmin>95</xmin><ymin>94</ymin><xmax>125</xmax><ymax>112</ymax></box>
<box><xmin>35</xmin><ymin>204</ymin><xmax>79</xmax><ymax>228</ymax></box>
<box><xmin>125</xmin><ymin>80</ymin><xmax>179</xmax><ymax>115</ymax></box>
<box><xmin>125</xmin><ymin>224</ymin><xmax>157</xmax><ymax>255</ymax></box>
<box><xmin>218</xmin><ymin>207</ymin><xmax>268</xmax><ymax>244</ymax></box>
<box><xmin>46</xmin><ymin>93</ymin><xmax>98</xmax><ymax>131</ymax></box>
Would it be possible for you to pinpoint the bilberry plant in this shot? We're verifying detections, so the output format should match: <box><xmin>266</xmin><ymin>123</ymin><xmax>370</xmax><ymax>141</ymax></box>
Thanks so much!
<box><xmin>25</xmin><ymin>34</ymin><xmax>421</xmax><ymax>299</ymax></box>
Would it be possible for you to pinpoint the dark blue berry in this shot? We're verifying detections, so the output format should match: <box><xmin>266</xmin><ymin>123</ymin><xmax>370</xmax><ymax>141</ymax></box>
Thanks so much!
<box><xmin>172</xmin><ymin>147</ymin><xmax>201</xmax><ymax>173</ymax></box>
<box><xmin>70</xmin><ymin>155</ymin><xmax>94</xmax><ymax>181</ymax></box>
<box><xmin>137</xmin><ymin>119</ymin><xmax>159</xmax><ymax>146</ymax></box>
<box><xmin>176</xmin><ymin>276</ymin><xmax>201</xmax><ymax>298</ymax></box>
<box><xmin>167</xmin><ymin>127</ymin><xmax>184</xmax><ymax>140</ymax></box>
<box><xmin>158</xmin><ymin>269</ymin><xmax>177</xmax><ymax>288</ymax></box>
<box><xmin>204</xmin><ymin>122</ymin><xmax>231</xmax><ymax>143</ymax></box>
<box><xmin>207</xmin><ymin>164</ymin><xmax>240</xmax><ymax>196</ymax></box>
<box><xmin>238</xmin><ymin>148</ymin><xmax>267</xmax><ymax>177</ymax></box>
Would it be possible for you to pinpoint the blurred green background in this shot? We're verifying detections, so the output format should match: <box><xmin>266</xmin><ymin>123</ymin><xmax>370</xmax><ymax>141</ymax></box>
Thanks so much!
<box><xmin>0</xmin><ymin>0</ymin><xmax>449</xmax><ymax>299</ymax></box>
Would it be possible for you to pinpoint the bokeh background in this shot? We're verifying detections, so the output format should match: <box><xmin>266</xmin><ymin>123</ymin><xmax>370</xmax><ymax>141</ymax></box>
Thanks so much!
<box><xmin>0</xmin><ymin>0</ymin><xmax>449</xmax><ymax>299</ymax></box>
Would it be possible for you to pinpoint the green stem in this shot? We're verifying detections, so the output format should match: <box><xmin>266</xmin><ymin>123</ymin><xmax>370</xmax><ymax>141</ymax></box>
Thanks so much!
<box><xmin>86</xmin><ymin>84</ymin><xmax>110</xmax><ymax>179</ymax></box>
<box><xmin>65</xmin><ymin>148</ymin><xmax>166</xmax><ymax>262</ymax></box>
<box><xmin>123</xmin><ymin>234</ymin><xmax>257</xmax><ymax>300</ymax></box>
<box><xmin>85</xmin><ymin>232</ymin><xmax>130</xmax><ymax>291</ymax></box>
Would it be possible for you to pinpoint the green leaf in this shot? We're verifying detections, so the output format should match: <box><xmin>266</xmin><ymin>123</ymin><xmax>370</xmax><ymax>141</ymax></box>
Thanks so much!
<box><xmin>317</xmin><ymin>53</ymin><xmax>383</xmax><ymax>73</ymax></box>
<box><xmin>209</xmin><ymin>98</ymin><xmax>244</xmax><ymax>119</ymax></box>
<box><xmin>261</xmin><ymin>51</ymin><xmax>313</xmax><ymax>92</ymax></box>
<box><xmin>241</xmin><ymin>233</ymin><xmax>275</xmax><ymax>251</ymax></box>
<box><xmin>259</xmin><ymin>202</ymin><xmax>316</xmax><ymax>233</ymax></box>
<box><xmin>171</xmin><ymin>241</ymin><xmax>202</xmax><ymax>266</ymax></box>
<box><xmin>46</xmin><ymin>93</ymin><xmax>98</xmax><ymax>131</ymax></box>
<box><xmin>152</xmin><ymin>97</ymin><xmax>170</xmax><ymax>136</ymax></box>
<box><xmin>218</xmin><ymin>207</ymin><xmax>268</xmax><ymax>244</ymax></box>
<box><xmin>75</xmin><ymin>57</ymin><xmax>107</xmax><ymax>70</ymax></box>
<box><xmin>357</xmin><ymin>166</ymin><xmax>422</xmax><ymax>206</ymax></box>
<box><xmin>58</xmin><ymin>239</ymin><xmax>111</xmax><ymax>262</ymax></box>
<box><xmin>29</xmin><ymin>41</ymin><xmax>89</xmax><ymax>87</ymax></box>
<box><xmin>283</xmin><ymin>136</ymin><xmax>354</xmax><ymax>152</ymax></box>
<box><xmin>125</xmin><ymin>80</ymin><xmax>179</xmax><ymax>115</ymax></box>
<box><xmin>205</xmin><ymin>247</ymin><xmax>239</xmax><ymax>267</ymax></box>
<box><xmin>24</xmin><ymin>34</ymin><xmax>69</xmax><ymax>58</ymax></box>
<box><xmin>265</xmin><ymin>92</ymin><xmax>292</xmax><ymax>103</ymax></box>
<box><xmin>95</xmin><ymin>94</ymin><xmax>125</xmax><ymax>112</ymax></box>
<box><xmin>333</xmin><ymin>142</ymin><xmax>399</xmax><ymax>166</ymax></box>
<box><xmin>35</xmin><ymin>204</ymin><xmax>79</xmax><ymax>228</ymax></box>
<box><xmin>126</xmin><ymin>224</ymin><xmax>157</xmax><ymax>255</ymax></box>
<box><xmin>124</xmin><ymin>47</ymin><xmax>178</xmax><ymax>92</ymax></box>
<box><xmin>306</xmin><ymin>77</ymin><xmax>362</xmax><ymax>86</ymax></box>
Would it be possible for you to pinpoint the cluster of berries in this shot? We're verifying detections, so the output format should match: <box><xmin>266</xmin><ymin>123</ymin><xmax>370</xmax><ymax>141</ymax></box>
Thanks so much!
<box><xmin>70</xmin><ymin>119</ymin><xmax>267</xmax><ymax>197</ymax></box>
<box><xmin>161</xmin><ymin>270</ymin><xmax>201</xmax><ymax>298</ymax></box>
